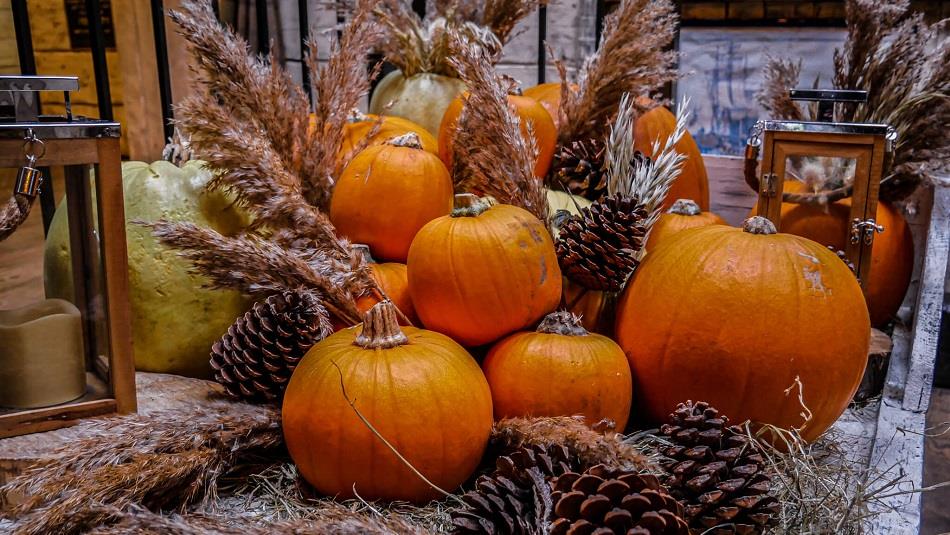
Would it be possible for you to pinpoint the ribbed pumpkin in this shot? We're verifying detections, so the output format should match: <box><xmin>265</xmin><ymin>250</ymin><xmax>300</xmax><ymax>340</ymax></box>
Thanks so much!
<box><xmin>545</xmin><ymin>188</ymin><xmax>592</xmax><ymax>237</ymax></box>
<box><xmin>523</xmin><ymin>82</ymin><xmax>570</xmax><ymax>130</ymax></box>
<box><xmin>330</xmin><ymin>133</ymin><xmax>453</xmax><ymax>262</ymax></box>
<box><xmin>337</xmin><ymin>113</ymin><xmax>438</xmax><ymax>158</ymax></box>
<box><xmin>751</xmin><ymin>181</ymin><xmax>914</xmax><ymax>327</ymax></box>
<box><xmin>282</xmin><ymin>301</ymin><xmax>493</xmax><ymax>503</ymax></box>
<box><xmin>483</xmin><ymin>311</ymin><xmax>632</xmax><ymax>428</ymax></box>
<box><xmin>407</xmin><ymin>194</ymin><xmax>562</xmax><ymax>347</ymax></box>
<box><xmin>616</xmin><ymin>217</ymin><xmax>870</xmax><ymax>442</ymax></box>
<box><xmin>350</xmin><ymin>244</ymin><xmax>417</xmax><ymax>327</ymax></box>
<box><xmin>634</xmin><ymin>106</ymin><xmax>710</xmax><ymax>211</ymax></box>
<box><xmin>438</xmin><ymin>92</ymin><xmax>557</xmax><ymax>178</ymax></box>
<box><xmin>563</xmin><ymin>280</ymin><xmax>616</xmax><ymax>336</ymax></box>
<box><xmin>369</xmin><ymin>71</ymin><xmax>467</xmax><ymax>136</ymax></box>
<box><xmin>646</xmin><ymin>198</ymin><xmax>727</xmax><ymax>251</ymax></box>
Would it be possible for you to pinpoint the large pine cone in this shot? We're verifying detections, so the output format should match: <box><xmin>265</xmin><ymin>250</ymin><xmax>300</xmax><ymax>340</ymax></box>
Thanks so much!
<box><xmin>452</xmin><ymin>444</ymin><xmax>580</xmax><ymax>535</ymax></box>
<box><xmin>556</xmin><ymin>195</ymin><xmax>649</xmax><ymax>292</ymax></box>
<box><xmin>550</xmin><ymin>464</ymin><xmax>689</xmax><ymax>535</ymax></box>
<box><xmin>658</xmin><ymin>402</ymin><xmax>779</xmax><ymax>534</ymax></box>
<box><xmin>210</xmin><ymin>290</ymin><xmax>329</xmax><ymax>402</ymax></box>
<box><xmin>552</xmin><ymin>138</ymin><xmax>608</xmax><ymax>200</ymax></box>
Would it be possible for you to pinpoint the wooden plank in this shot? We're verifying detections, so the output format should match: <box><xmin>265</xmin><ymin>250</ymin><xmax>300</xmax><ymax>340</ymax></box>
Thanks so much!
<box><xmin>0</xmin><ymin>139</ymin><xmax>100</xmax><ymax>167</ymax></box>
<box><xmin>0</xmin><ymin>399</ymin><xmax>117</xmax><ymax>439</ymax></box>
<box><xmin>866</xmin><ymin>401</ymin><xmax>927</xmax><ymax>533</ymax></box>
<box><xmin>705</xmin><ymin>154</ymin><xmax>757</xmax><ymax>226</ymax></box>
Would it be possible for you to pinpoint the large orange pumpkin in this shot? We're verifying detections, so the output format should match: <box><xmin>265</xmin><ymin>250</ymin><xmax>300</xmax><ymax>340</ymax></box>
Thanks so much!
<box><xmin>283</xmin><ymin>301</ymin><xmax>493</xmax><ymax>502</ymax></box>
<box><xmin>616</xmin><ymin>217</ymin><xmax>870</xmax><ymax>442</ymax></box>
<box><xmin>337</xmin><ymin>113</ymin><xmax>438</xmax><ymax>159</ymax></box>
<box><xmin>330</xmin><ymin>133</ymin><xmax>453</xmax><ymax>262</ymax></box>
<box><xmin>634</xmin><ymin>106</ymin><xmax>710</xmax><ymax>211</ymax></box>
<box><xmin>438</xmin><ymin>93</ymin><xmax>557</xmax><ymax>179</ymax></box>
<box><xmin>751</xmin><ymin>181</ymin><xmax>914</xmax><ymax>327</ymax></box>
<box><xmin>523</xmin><ymin>82</ymin><xmax>576</xmax><ymax>130</ymax></box>
<box><xmin>646</xmin><ymin>198</ymin><xmax>727</xmax><ymax>251</ymax></box>
<box><xmin>407</xmin><ymin>194</ymin><xmax>562</xmax><ymax>346</ymax></box>
<box><xmin>483</xmin><ymin>311</ymin><xmax>632</xmax><ymax>428</ymax></box>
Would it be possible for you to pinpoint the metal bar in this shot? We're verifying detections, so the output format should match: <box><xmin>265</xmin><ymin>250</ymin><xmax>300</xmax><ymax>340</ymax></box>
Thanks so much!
<box><xmin>0</xmin><ymin>76</ymin><xmax>80</xmax><ymax>91</ymax></box>
<box><xmin>411</xmin><ymin>0</ymin><xmax>426</xmax><ymax>18</ymax></box>
<box><xmin>151</xmin><ymin>0</ymin><xmax>175</xmax><ymax>141</ymax></box>
<box><xmin>256</xmin><ymin>0</ymin><xmax>270</xmax><ymax>55</ymax></box>
<box><xmin>594</xmin><ymin>0</ymin><xmax>606</xmax><ymax>47</ymax></box>
<box><xmin>298</xmin><ymin>0</ymin><xmax>311</xmax><ymax>104</ymax></box>
<box><xmin>537</xmin><ymin>5</ymin><xmax>547</xmax><ymax>84</ymax></box>
<box><xmin>10</xmin><ymin>1</ymin><xmax>55</xmax><ymax>235</ymax></box>
<box><xmin>85</xmin><ymin>0</ymin><xmax>114</xmax><ymax>121</ymax></box>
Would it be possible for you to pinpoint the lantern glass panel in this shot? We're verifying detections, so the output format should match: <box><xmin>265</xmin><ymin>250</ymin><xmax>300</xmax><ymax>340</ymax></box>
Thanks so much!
<box><xmin>784</xmin><ymin>155</ymin><xmax>857</xmax><ymax>193</ymax></box>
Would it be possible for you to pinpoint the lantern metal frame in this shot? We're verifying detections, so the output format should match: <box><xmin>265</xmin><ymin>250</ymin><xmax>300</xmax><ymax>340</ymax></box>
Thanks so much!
<box><xmin>0</xmin><ymin>75</ymin><xmax>135</xmax><ymax>438</ymax></box>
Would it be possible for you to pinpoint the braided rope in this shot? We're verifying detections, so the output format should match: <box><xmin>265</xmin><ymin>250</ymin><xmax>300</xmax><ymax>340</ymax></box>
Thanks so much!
<box><xmin>0</xmin><ymin>193</ymin><xmax>36</xmax><ymax>242</ymax></box>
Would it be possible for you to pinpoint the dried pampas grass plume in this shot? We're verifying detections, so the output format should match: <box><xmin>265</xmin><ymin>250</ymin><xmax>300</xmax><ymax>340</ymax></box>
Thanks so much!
<box><xmin>557</xmin><ymin>0</ymin><xmax>679</xmax><ymax>148</ymax></box>
<box><xmin>447</xmin><ymin>38</ymin><xmax>548</xmax><ymax>223</ymax></box>
<box><xmin>433</xmin><ymin>0</ymin><xmax>548</xmax><ymax>44</ymax></box>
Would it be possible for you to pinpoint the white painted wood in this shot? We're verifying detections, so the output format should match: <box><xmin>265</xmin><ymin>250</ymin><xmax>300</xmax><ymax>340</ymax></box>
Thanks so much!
<box><xmin>866</xmin><ymin>401</ymin><xmax>927</xmax><ymax>533</ymax></box>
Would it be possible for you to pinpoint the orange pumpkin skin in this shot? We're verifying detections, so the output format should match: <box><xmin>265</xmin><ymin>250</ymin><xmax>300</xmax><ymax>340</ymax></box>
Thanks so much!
<box><xmin>633</xmin><ymin>107</ymin><xmax>710</xmax><ymax>211</ymax></box>
<box><xmin>283</xmin><ymin>302</ymin><xmax>493</xmax><ymax>503</ymax></box>
<box><xmin>337</xmin><ymin>114</ymin><xmax>438</xmax><ymax>159</ymax></box>
<box><xmin>438</xmin><ymin>93</ymin><xmax>557</xmax><ymax>179</ymax></box>
<box><xmin>751</xmin><ymin>182</ymin><xmax>914</xmax><ymax>327</ymax></box>
<box><xmin>483</xmin><ymin>312</ymin><xmax>632</xmax><ymax>428</ymax></box>
<box><xmin>523</xmin><ymin>82</ymin><xmax>573</xmax><ymax>130</ymax></box>
<box><xmin>615</xmin><ymin>218</ymin><xmax>870</xmax><ymax>442</ymax></box>
<box><xmin>330</xmin><ymin>137</ymin><xmax>453</xmax><ymax>262</ymax></box>
<box><xmin>646</xmin><ymin>199</ymin><xmax>727</xmax><ymax>251</ymax></box>
<box><xmin>563</xmin><ymin>279</ymin><xmax>615</xmax><ymax>336</ymax></box>
<box><xmin>407</xmin><ymin>195</ymin><xmax>562</xmax><ymax>347</ymax></box>
<box><xmin>355</xmin><ymin>262</ymin><xmax>418</xmax><ymax>325</ymax></box>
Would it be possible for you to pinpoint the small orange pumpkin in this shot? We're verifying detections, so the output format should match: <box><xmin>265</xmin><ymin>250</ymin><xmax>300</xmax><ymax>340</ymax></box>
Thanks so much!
<box><xmin>563</xmin><ymin>279</ymin><xmax>616</xmax><ymax>336</ymax></box>
<box><xmin>616</xmin><ymin>217</ymin><xmax>870</xmax><ymax>442</ymax></box>
<box><xmin>483</xmin><ymin>311</ymin><xmax>632</xmax><ymax>428</ymax></box>
<box><xmin>343</xmin><ymin>244</ymin><xmax>417</xmax><ymax>328</ymax></box>
<box><xmin>407</xmin><ymin>194</ymin><xmax>562</xmax><ymax>347</ymax></box>
<box><xmin>438</xmin><ymin>92</ymin><xmax>557</xmax><ymax>179</ymax></box>
<box><xmin>634</xmin><ymin>106</ymin><xmax>710</xmax><ymax>211</ymax></box>
<box><xmin>283</xmin><ymin>301</ymin><xmax>493</xmax><ymax>502</ymax></box>
<box><xmin>646</xmin><ymin>198</ymin><xmax>727</xmax><ymax>251</ymax></box>
<box><xmin>751</xmin><ymin>180</ymin><xmax>914</xmax><ymax>327</ymax></box>
<box><xmin>523</xmin><ymin>82</ymin><xmax>577</xmax><ymax>131</ymax></box>
<box><xmin>336</xmin><ymin>113</ymin><xmax>438</xmax><ymax>159</ymax></box>
<box><xmin>330</xmin><ymin>133</ymin><xmax>453</xmax><ymax>262</ymax></box>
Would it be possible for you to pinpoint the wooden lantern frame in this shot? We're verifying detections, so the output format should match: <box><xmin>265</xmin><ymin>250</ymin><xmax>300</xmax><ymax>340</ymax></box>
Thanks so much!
<box><xmin>0</xmin><ymin>76</ymin><xmax>135</xmax><ymax>438</ymax></box>
<box><xmin>751</xmin><ymin>119</ymin><xmax>892</xmax><ymax>290</ymax></box>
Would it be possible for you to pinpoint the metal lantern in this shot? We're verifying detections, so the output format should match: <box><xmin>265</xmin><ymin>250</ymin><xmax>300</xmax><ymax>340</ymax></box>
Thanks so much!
<box><xmin>0</xmin><ymin>75</ymin><xmax>136</xmax><ymax>438</ymax></box>
<box><xmin>744</xmin><ymin>89</ymin><xmax>896</xmax><ymax>289</ymax></box>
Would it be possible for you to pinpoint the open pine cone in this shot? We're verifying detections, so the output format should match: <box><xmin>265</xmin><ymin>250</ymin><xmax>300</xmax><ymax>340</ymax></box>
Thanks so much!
<box><xmin>658</xmin><ymin>402</ymin><xmax>779</xmax><ymax>534</ymax></box>
<box><xmin>556</xmin><ymin>195</ymin><xmax>649</xmax><ymax>292</ymax></box>
<box><xmin>552</xmin><ymin>138</ymin><xmax>608</xmax><ymax>201</ymax></box>
<box><xmin>452</xmin><ymin>444</ymin><xmax>580</xmax><ymax>535</ymax></box>
<box><xmin>210</xmin><ymin>290</ymin><xmax>329</xmax><ymax>402</ymax></box>
<box><xmin>550</xmin><ymin>464</ymin><xmax>689</xmax><ymax>535</ymax></box>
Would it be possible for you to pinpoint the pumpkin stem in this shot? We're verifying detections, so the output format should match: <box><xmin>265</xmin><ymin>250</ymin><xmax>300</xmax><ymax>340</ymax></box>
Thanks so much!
<box><xmin>384</xmin><ymin>132</ymin><xmax>423</xmax><ymax>150</ymax></box>
<box><xmin>355</xmin><ymin>301</ymin><xmax>409</xmax><ymax>349</ymax></box>
<box><xmin>668</xmin><ymin>199</ymin><xmax>701</xmax><ymax>216</ymax></box>
<box><xmin>742</xmin><ymin>216</ymin><xmax>778</xmax><ymax>235</ymax></box>
<box><xmin>536</xmin><ymin>311</ymin><xmax>589</xmax><ymax>336</ymax></box>
<box><xmin>346</xmin><ymin>108</ymin><xmax>368</xmax><ymax>123</ymax></box>
<box><xmin>350</xmin><ymin>243</ymin><xmax>375</xmax><ymax>264</ymax></box>
<box><xmin>451</xmin><ymin>193</ymin><xmax>491</xmax><ymax>217</ymax></box>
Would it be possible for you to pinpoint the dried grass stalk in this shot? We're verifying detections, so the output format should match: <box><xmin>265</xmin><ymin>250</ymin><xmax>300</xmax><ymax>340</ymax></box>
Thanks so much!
<box><xmin>758</xmin><ymin>57</ymin><xmax>805</xmax><ymax>121</ymax></box>
<box><xmin>759</xmin><ymin>0</ymin><xmax>949</xmax><ymax>201</ymax></box>
<box><xmin>491</xmin><ymin>416</ymin><xmax>654</xmax><ymax>472</ymax></box>
<box><xmin>433</xmin><ymin>0</ymin><xmax>547</xmax><ymax>44</ymax></box>
<box><xmin>558</xmin><ymin>0</ymin><xmax>679</xmax><ymax>147</ymax></box>
<box><xmin>447</xmin><ymin>39</ymin><xmax>548</xmax><ymax>223</ymax></box>
<box><xmin>2</xmin><ymin>404</ymin><xmax>282</xmax><ymax>535</ymax></box>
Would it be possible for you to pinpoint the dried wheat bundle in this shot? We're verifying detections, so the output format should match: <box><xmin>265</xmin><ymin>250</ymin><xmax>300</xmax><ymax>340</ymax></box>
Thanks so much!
<box><xmin>491</xmin><ymin>416</ymin><xmax>654</xmax><ymax>472</ymax></box>
<box><xmin>759</xmin><ymin>0</ymin><xmax>949</xmax><ymax>201</ymax></box>
<box><xmin>557</xmin><ymin>0</ymin><xmax>679</xmax><ymax>148</ymax></box>
<box><xmin>373</xmin><ymin>0</ymin><xmax>500</xmax><ymax>78</ymax></box>
<box><xmin>431</xmin><ymin>0</ymin><xmax>548</xmax><ymax>45</ymax></box>
<box><xmin>447</xmin><ymin>39</ymin><xmax>548</xmax><ymax>222</ymax></box>
<box><xmin>1</xmin><ymin>404</ymin><xmax>282</xmax><ymax>535</ymax></box>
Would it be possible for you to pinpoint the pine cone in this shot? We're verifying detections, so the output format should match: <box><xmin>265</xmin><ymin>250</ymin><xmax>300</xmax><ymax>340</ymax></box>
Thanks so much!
<box><xmin>556</xmin><ymin>196</ymin><xmax>649</xmax><ymax>292</ymax></box>
<box><xmin>210</xmin><ymin>290</ymin><xmax>329</xmax><ymax>402</ymax></box>
<box><xmin>452</xmin><ymin>444</ymin><xmax>580</xmax><ymax>535</ymax></box>
<box><xmin>658</xmin><ymin>402</ymin><xmax>779</xmax><ymax>534</ymax></box>
<box><xmin>550</xmin><ymin>464</ymin><xmax>689</xmax><ymax>535</ymax></box>
<box><xmin>552</xmin><ymin>138</ymin><xmax>607</xmax><ymax>200</ymax></box>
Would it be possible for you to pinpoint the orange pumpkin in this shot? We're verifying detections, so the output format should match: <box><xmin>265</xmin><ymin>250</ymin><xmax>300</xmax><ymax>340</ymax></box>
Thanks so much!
<box><xmin>330</xmin><ymin>133</ymin><xmax>453</xmax><ymax>262</ymax></box>
<box><xmin>751</xmin><ymin>180</ymin><xmax>914</xmax><ymax>327</ymax></box>
<box><xmin>283</xmin><ymin>301</ymin><xmax>493</xmax><ymax>502</ymax></box>
<box><xmin>615</xmin><ymin>217</ymin><xmax>870</xmax><ymax>442</ymax></box>
<box><xmin>438</xmin><ymin>93</ymin><xmax>557</xmax><ymax>179</ymax></box>
<box><xmin>407</xmin><ymin>194</ymin><xmax>562</xmax><ymax>346</ymax></box>
<box><xmin>523</xmin><ymin>82</ymin><xmax>576</xmax><ymax>130</ymax></box>
<box><xmin>634</xmin><ymin>106</ymin><xmax>710</xmax><ymax>211</ymax></box>
<box><xmin>337</xmin><ymin>113</ymin><xmax>438</xmax><ymax>159</ymax></box>
<box><xmin>646</xmin><ymin>198</ymin><xmax>727</xmax><ymax>251</ymax></box>
<box><xmin>345</xmin><ymin>244</ymin><xmax>417</xmax><ymax>328</ymax></box>
<box><xmin>563</xmin><ymin>279</ymin><xmax>616</xmax><ymax>336</ymax></box>
<box><xmin>483</xmin><ymin>311</ymin><xmax>632</xmax><ymax>428</ymax></box>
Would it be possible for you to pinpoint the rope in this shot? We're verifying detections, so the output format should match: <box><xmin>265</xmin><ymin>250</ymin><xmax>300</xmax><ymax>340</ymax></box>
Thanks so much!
<box><xmin>743</xmin><ymin>142</ymin><xmax>854</xmax><ymax>206</ymax></box>
<box><xmin>0</xmin><ymin>192</ymin><xmax>36</xmax><ymax>242</ymax></box>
